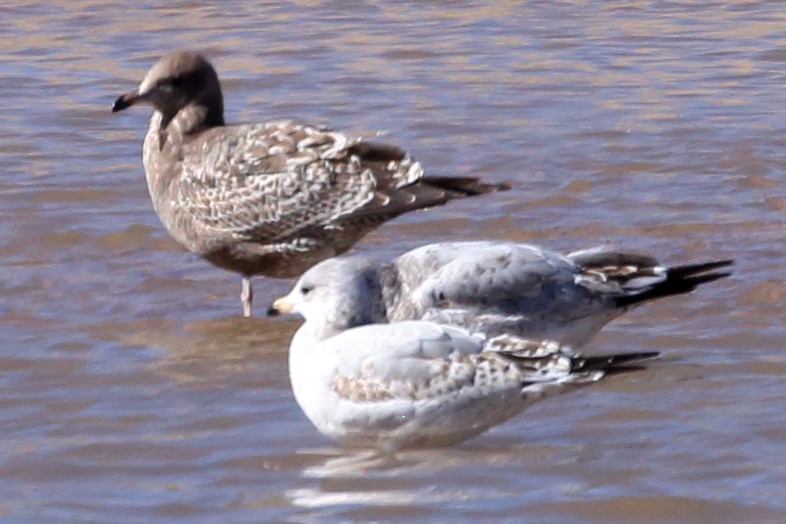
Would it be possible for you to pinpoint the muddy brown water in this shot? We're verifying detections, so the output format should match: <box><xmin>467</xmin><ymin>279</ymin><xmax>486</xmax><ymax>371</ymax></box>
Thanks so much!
<box><xmin>1</xmin><ymin>1</ymin><xmax>785</xmax><ymax>522</ymax></box>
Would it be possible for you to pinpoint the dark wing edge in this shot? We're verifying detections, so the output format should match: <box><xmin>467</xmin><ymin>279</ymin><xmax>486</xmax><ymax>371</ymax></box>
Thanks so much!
<box><xmin>567</xmin><ymin>247</ymin><xmax>734</xmax><ymax>309</ymax></box>
<box><xmin>487</xmin><ymin>335</ymin><xmax>659</xmax><ymax>382</ymax></box>
<box><xmin>569</xmin><ymin>351</ymin><xmax>660</xmax><ymax>374</ymax></box>
<box><xmin>614</xmin><ymin>259</ymin><xmax>734</xmax><ymax>308</ymax></box>
<box><xmin>336</xmin><ymin>141</ymin><xmax>511</xmax><ymax>222</ymax></box>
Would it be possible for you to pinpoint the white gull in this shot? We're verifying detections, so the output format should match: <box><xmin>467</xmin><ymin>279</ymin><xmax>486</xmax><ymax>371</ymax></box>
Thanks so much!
<box><xmin>271</xmin><ymin>277</ymin><xmax>657</xmax><ymax>450</ymax></box>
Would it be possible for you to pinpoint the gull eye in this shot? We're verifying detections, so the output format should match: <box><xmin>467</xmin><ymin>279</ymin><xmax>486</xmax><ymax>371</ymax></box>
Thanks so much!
<box><xmin>301</xmin><ymin>286</ymin><xmax>313</xmax><ymax>296</ymax></box>
<box><xmin>158</xmin><ymin>77</ymin><xmax>183</xmax><ymax>92</ymax></box>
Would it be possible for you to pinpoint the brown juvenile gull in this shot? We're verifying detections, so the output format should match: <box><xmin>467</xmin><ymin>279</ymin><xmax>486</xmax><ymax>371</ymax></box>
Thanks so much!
<box><xmin>269</xmin><ymin>242</ymin><xmax>733</xmax><ymax>347</ymax></box>
<box><xmin>112</xmin><ymin>50</ymin><xmax>508</xmax><ymax>316</ymax></box>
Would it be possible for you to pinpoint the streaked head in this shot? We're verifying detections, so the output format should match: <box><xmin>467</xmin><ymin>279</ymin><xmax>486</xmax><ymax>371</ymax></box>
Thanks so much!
<box><xmin>112</xmin><ymin>50</ymin><xmax>223</xmax><ymax>123</ymax></box>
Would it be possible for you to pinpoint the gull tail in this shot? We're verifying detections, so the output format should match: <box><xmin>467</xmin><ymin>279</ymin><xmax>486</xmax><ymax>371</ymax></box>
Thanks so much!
<box><xmin>347</xmin><ymin>142</ymin><xmax>510</xmax><ymax>195</ymax></box>
<box><xmin>615</xmin><ymin>259</ymin><xmax>734</xmax><ymax>308</ymax></box>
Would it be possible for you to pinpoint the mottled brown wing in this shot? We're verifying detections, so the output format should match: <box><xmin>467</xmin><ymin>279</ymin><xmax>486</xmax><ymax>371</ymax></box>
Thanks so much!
<box><xmin>325</xmin><ymin>328</ymin><xmax>590</xmax><ymax>405</ymax></box>
<box><xmin>321</xmin><ymin>322</ymin><xmax>526</xmax><ymax>404</ymax></box>
<box><xmin>177</xmin><ymin>120</ymin><xmax>421</xmax><ymax>242</ymax></box>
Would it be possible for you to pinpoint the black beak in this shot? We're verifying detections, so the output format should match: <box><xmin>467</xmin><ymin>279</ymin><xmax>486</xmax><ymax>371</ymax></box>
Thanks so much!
<box><xmin>266</xmin><ymin>305</ymin><xmax>280</xmax><ymax>317</ymax></box>
<box><xmin>112</xmin><ymin>89</ymin><xmax>140</xmax><ymax>113</ymax></box>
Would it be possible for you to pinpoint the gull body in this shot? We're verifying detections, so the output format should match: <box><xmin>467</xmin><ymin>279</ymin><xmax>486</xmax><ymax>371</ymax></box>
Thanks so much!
<box><xmin>272</xmin><ymin>277</ymin><xmax>657</xmax><ymax>449</ymax></box>
<box><xmin>271</xmin><ymin>242</ymin><xmax>732</xmax><ymax>347</ymax></box>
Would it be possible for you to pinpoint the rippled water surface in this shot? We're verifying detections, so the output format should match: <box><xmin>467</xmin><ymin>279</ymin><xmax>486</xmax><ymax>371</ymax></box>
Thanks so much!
<box><xmin>2</xmin><ymin>1</ymin><xmax>785</xmax><ymax>522</ymax></box>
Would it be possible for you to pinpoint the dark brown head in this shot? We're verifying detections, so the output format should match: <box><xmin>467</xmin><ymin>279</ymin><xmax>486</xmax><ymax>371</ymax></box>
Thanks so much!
<box><xmin>112</xmin><ymin>50</ymin><xmax>224</xmax><ymax>126</ymax></box>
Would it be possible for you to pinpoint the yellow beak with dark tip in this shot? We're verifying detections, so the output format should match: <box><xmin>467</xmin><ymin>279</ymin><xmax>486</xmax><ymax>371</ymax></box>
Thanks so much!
<box><xmin>267</xmin><ymin>296</ymin><xmax>294</xmax><ymax>316</ymax></box>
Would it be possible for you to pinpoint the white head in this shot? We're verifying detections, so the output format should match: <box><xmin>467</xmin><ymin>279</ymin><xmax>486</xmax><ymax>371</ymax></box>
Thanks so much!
<box><xmin>269</xmin><ymin>257</ymin><xmax>387</xmax><ymax>337</ymax></box>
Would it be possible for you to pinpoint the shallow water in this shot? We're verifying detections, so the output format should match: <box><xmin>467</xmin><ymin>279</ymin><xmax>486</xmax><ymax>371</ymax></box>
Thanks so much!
<box><xmin>1</xmin><ymin>1</ymin><xmax>785</xmax><ymax>522</ymax></box>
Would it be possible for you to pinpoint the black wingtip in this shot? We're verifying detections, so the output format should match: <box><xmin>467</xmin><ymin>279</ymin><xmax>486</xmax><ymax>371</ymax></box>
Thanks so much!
<box><xmin>572</xmin><ymin>351</ymin><xmax>660</xmax><ymax>373</ymax></box>
<box><xmin>347</xmin><ymin>142</ymin><xmax>407</xmax><ymax>162</ymax></box>
<box><xmin>685</xmin><ymin>271</ymin><xmax>734</xmax><ymax>287</ymax></box>
<box><xmin>421</xmin><ymin>175</ymin><xmax>512</xmax><ymax>196</ymax></box>
<box><xmin>668</xmin><ymin>259</ymin><xmax>735</xmax><ymax>278</ymax></box>
<box><xmin>615</xmin><ymin>259</ymin><xmax>734</xmax><ymax>309</ymax></box>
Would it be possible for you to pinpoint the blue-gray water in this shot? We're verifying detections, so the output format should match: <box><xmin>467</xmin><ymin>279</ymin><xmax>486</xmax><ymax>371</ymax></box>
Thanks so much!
<box><xmin>1</xmin><ymin>1</ymin><xmax>784</xmax><ymax>522</ymax></box>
